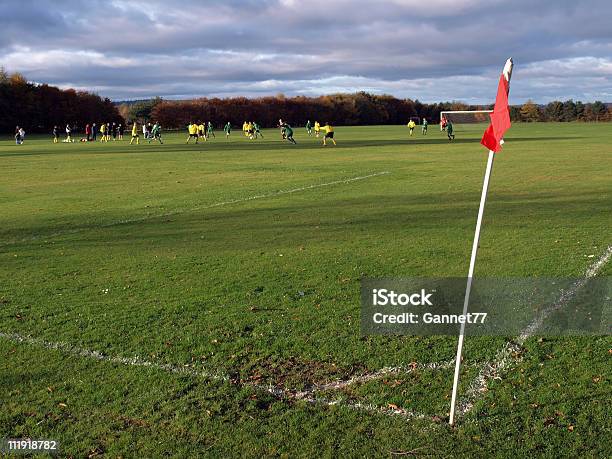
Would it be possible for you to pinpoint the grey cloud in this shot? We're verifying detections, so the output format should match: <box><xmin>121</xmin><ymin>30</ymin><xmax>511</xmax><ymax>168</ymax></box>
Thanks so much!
<box><xmin>0</xmin><ymin>0</ymin><xmax>610</xmax><ymax>102</ymax></box>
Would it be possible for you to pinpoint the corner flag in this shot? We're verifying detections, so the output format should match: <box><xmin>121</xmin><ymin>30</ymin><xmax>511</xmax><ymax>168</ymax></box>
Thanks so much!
<box><xmin>449</xmin><ymin>58</ymin><xmax>514</xmax><ymax>426</ymax></box>
<box><xmin>481</xmin><ymin>59</ymin><xmax>513</xmax><ymax>152</ymax></box>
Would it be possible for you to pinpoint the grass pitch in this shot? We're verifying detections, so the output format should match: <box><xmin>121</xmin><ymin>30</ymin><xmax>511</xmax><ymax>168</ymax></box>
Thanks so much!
<box><xmin>1</xmin><ymin>123</ymin><xmax>610</xmax><ymax>457</ymax></box>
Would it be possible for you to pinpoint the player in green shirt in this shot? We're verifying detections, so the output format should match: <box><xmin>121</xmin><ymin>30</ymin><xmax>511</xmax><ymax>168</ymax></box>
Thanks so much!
<box><xmin>224</xmin><ymin>122</ymin><xmax>231</xmax><ymax>138</ymax></box>
<box><xmin>149</xmin><ymin>122</ymin><xmax>163</xmax><ymax>144</ymax></box>
<box><xmin>206</xmin><ymin>121</ymin><xmax>215</xmax><ymax>139</ymax></box>
<box><xmin>282</xmin><ymin>123</ymin><xmax>296</xmax><ymax>144</ymax></box>
<box><xmin>253</xmin><ymin>122</ymin><xmax>263</xmax><ymax>139</ymax></box>
<box><xmin>422</xmin><ymin>118</ymin><xmax>428</xmax><ymax>135</ymax></box>
<box><xmin>446</xmin><ymin>121</ymin><xmax>455</xmax><ymax>141</ymax></box>
<box><xmin>306</xmin><ymin>120</ymin><xmax>312</xmax><ymax>136</ymax></box>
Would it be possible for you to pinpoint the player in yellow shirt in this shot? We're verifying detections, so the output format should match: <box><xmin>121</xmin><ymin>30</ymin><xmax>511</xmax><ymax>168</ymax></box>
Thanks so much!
<box><xmin>198</xmin><ymin>122</ymin><xmax>206</xmax><ymax>141</ymax></box>
<box><xmin>186</xmin><ymin>123</ymin><xmax>199</xmax><ymax>144</ymax></box>
<box><xmin>407</xmin><ymin>119</ymin><xmax>416</xmax><ymax>136</ymax></box>
<box><xmin>314</xmin><ymin>121</ymin><xmax>321</xmax><ymax>138</ymax></box>
<box><xmin>321</xmin><ymin>122</ymin><xmax>336</xmax><ymax>146</ymax></box>
<box><xmin>99</xmin><ymin>122</ymin><xmax>107</xmax><ymax>142</ymax></box>
<box><xmin>242</xmin><ymin>121</ymin><xmax>248</xmax><ymax>137</ymax></box>
<box><xmin>129</xmin><ymin>122</ymin><xmax>140</xmax><ymax>145</ymax></box>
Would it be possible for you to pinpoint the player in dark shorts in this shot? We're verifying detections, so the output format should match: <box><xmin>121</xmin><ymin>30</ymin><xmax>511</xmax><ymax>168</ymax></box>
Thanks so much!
<box><xmin>253</xmin><ymin>122</ymin><xmax>263</xmax><ymax>139</ymax></box>
<box><xmin>186</xmin><ymin>123</ymin><xmax>199</xmax><ymax>143</ymax></box>
<box><xmin>446</xmin><ymin>121</ymin><xmax>455</xmax><ymax>140</ymax></box>
<box><xmin>207</xmin><ymin>121</ymin><xmax>215</xmax><ymax>139</ymax></box>
<box><xmin>149</xmin><ymin>122</ymin><xmax>163</xmax><ymax>144</ymax></box>
<box><xmin>322</xmin><ymin>123</ymin><xmax>336</xmax><ymax>146</ymax></box>
<box><xmin>282</xmin><ymin>123</ymin><xmax>297</xmax><ymax>144</ymax></box>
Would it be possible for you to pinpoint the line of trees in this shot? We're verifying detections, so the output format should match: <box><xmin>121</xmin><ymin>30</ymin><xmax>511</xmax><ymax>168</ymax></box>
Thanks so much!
<box><xmin>150</xmin><ymin>94</ymin><xmax>485</xmax><ymax>129</ymax></box>
<box><xmin>514</xmin><ymin>99</ymin><xmax>610</xmax><ymax>122</ymax></box>
<box><xmin>0</xmin><ymin>68</ymin><xmax>123</xmax><ymax>133</ymax></box>
<box><xmin>151</xmin><ymin>94</ymin><xmax>610</xmax><ymax>129</ymax></box>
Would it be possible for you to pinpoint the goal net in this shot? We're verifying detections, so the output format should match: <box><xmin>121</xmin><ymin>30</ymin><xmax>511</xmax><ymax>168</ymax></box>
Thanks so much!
<box><xmin>440</xmin><ymin>110</ymin><xmax>492</xmax><ymax>133</ymax></box>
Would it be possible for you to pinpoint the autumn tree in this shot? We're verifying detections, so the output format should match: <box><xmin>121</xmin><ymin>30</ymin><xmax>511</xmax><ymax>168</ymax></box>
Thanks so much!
<box><xmin>520</xmin><ymin>100</ymin><xmax>541</xmax><ymax>122</ymax></box>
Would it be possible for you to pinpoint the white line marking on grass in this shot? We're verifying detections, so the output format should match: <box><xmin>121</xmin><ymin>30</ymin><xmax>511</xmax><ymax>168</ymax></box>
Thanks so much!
<box><xmin>0</xmin><ymin>171</ymin><xmax>390</xmax><ymax>247</ymax></box>
<box><xmin>0</xmin><ymin>331</ymin><xmax>228</xmax><ymax>382</ymax></box>
<box><xmin>457</xmin><ymin>245</ymin><xmax>612</xmax><ymax>418</ymax></box>
<box><xmin>0</xmin><ymin>328</ymin><xmax>451</xmax><ymax>422</ymax></box>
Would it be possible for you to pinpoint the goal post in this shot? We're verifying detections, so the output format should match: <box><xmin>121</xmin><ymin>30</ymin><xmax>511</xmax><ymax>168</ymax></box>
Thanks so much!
<box><xmin>440</xmin><ymin>110</ymin><xmax>492</xmax><ymax>131</ymax></box>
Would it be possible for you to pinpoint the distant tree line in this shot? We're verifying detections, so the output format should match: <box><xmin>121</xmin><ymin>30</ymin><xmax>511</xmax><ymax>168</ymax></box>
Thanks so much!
<box><xmin>513</xmin><ymin>99</ymin><xmax>610</xmax><ymax>122</ymax></box>
<box><xmin>151</xmin><ymin>94</ymin><xmax>483</xmax><ymax>129</ymax></box>
<box><xmin>0</xmin><ymin>68</ymin><xmax>123</xmax><ymax>133</ymax></box>
<box><xmin>151</xmin><ymin>94</ymin><xmax>610</xmax><ymax>129</ymax></box>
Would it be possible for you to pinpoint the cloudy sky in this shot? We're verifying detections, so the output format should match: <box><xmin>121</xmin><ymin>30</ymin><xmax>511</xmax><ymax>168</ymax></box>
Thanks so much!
<box><xmin>1</xmin><ymin>0</ymin><xmax>610</xmax><ymax>103</ymax></box>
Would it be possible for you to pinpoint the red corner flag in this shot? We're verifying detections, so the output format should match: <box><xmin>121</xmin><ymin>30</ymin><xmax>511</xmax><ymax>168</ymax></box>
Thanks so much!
<box><xmin>481</xmin><ymin>59</ymin><xmax>513</xmax><ymax>152</ymax></box>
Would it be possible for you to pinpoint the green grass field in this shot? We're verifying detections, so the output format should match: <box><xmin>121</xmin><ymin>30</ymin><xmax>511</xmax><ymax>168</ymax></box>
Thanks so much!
<box><xmin>1</xmin><ymin>123</ymin><xmax>610</xmax><ymax>457</ymax></box>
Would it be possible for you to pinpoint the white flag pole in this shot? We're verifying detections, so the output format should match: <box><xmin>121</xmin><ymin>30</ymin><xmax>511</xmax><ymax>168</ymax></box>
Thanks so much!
<box><xmin>448</xmin><ymin>149</ymin><xmax>495</xmax><ymax>425</ymax></box>
<box><xmin>448</xmin><ymin>58</ymin><xmax>513</xmax><ymax>426</ymax></box>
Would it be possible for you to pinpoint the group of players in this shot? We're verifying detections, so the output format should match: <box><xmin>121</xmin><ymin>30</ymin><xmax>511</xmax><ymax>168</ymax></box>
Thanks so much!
<box><xmin>184</xmin><ymin>119</ymin><xmax>336</xmax><ymax>146</ymax></box>
<box><xmin>17</xmin><ymin>118</ymin><xmax>453</xmax><ymax>146</ymax></box>
<box><xmin>405</xmin><ymin>117</ymin><xmax>455</xmax><ymax>141</ymax></box>
<box><xmin>50</xmin><ymin>122</ymin><xmax>126</xmax><ymax>144</ymax></box>
<box><xmin>186</xmin><ymin>121</ymin><xmax>218</xmax><ymax>143</ymax></box>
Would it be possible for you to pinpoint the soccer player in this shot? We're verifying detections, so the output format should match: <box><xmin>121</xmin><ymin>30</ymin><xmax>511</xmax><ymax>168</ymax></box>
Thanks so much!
<box><xmin>446</xmin><ymin>120</ymin><xmax>455</xmax><ymax>141</ymax></box>
<box><xmin>100</xmin><ymin>122</ymin><xmax>108</xmax><ymax>142</ymax></box>
<box><xmin>198</xmin><ymin>122</ymin><xmax>206</xmax><ymax>140</ymax></box>
<box><xmin>253</xmin><ymin>121</ymin><xmax>263</xmax><ymax>139</ymax></box>
<box><xmin>130</xmin><ymin>121</ymin><xmax>140</xmax><ymax>145</ymax></box>
<box><xmin>53</xmin><ymin>125</ymin><xmax>59</xmax><ymax>143</ymax></box>
<box><xmin>118</xmin><ymin>123</ymin><xmax>123</xmax><ymax>140</ymax></box>
<box><xmin>92</xmin><ymin>123</ymin><xmax>98</xmax><ymax>141</ymax></box>
<box><xmin>246</xmin><ymin>121</ymin><xmax>254</xmax><ymax>139</ymax></box>
<box><xmin>242</xmin><ymin>121</ymin><xmax>248</xmax><ymax>137</ymax></box>
<box><xmin>112</xmin><ymin>122</ymin><xmax>117</xmax><ymax>141</ymax></box>
<box><xmin>65</xmin><ymin>124</ymin><xmax>73</xmax><ymax>143</ymax></box>
<box><xmin>422</xmin><ymin>118</ymin><xmax>428</xmax><ymax>135</ymax></box>
<box><xmin>407</xmin><ymin>119</ymin><xmax>416</xmax><ymax>136</ymax></box>
<box><xmin>85</xmin><ymin>123</ymin><xmax>91</xmax><ymax>141</ymax></box>
<box><xmin>142</xmin><ymin>122</ymin><xmax>149</xmax><ymax>140</ymax></box>
<box><xmin>314</xmin><ymin>121</ymin><xmax>321</xmax><ymax>138</ymax></box>
<box><xmin>186</xmin><ymin>123</ymin><xmax>199</xmax><ymax>144</ymax></box>
<box><xmin>149</xmin><ymin>122</ymin><xmax>163</xmax><ymax>144</ymax></box>
<box><xmin>440</xmin><ymin>115</ymin><xmax>447</xmax><ymax>131</ymax></box>
<box><xmin>282</xmin><ymin>123</ymin><xmax>296</xmax><ymax>144</ymax></box>
<box><xmin>306</xmin><ymin>120</ymin><xmax>312</xmax><ymax>135</ymax></box>
<box><xmin>15</xmin><ymin>126</ymin><xmax>23</xmax><ymax>144</ymax></box>
<box><xmin>321</xmin><ymin>122</ymin><xmax>336</xmax><ymax>146</ymax></box>
<box><xmin>224</xmin><ymin>122</ymin><xmax>231</xmax><ymax>138</ymax></box>
<box><xmin>207</xmin><ymin>121</ymin><xmax>215</xmax><ymax>139</ymax></box>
